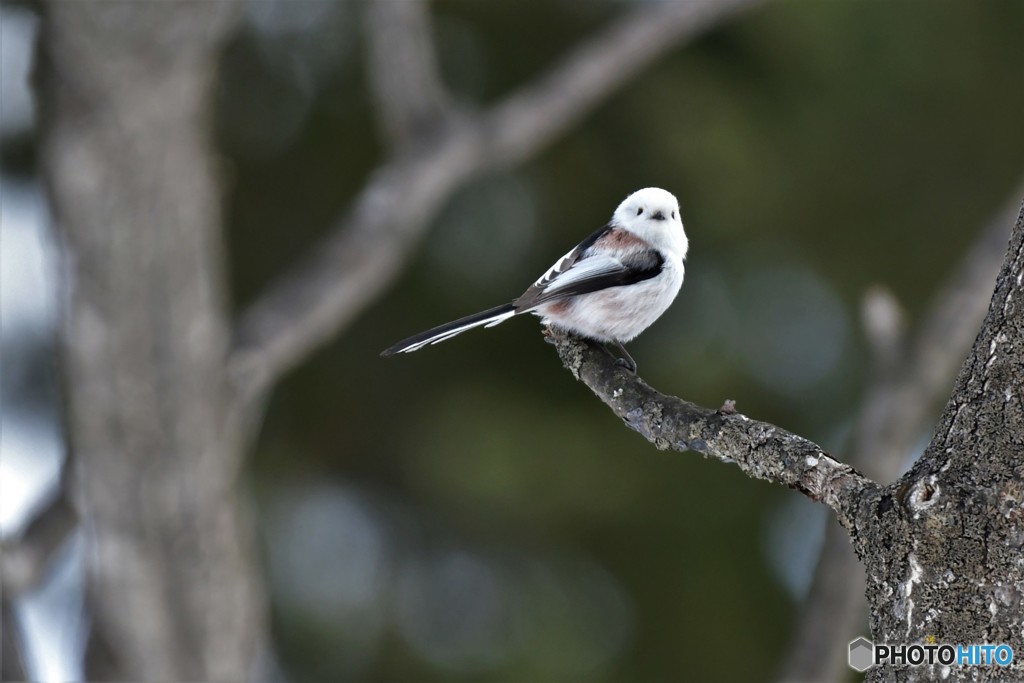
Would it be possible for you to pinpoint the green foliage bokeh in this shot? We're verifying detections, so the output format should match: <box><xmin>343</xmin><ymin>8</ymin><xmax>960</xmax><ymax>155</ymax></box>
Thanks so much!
<box><xmin>220</xmin><ymin>1</ymin><xmax>1024</xmax><ymax>680</ymax></box>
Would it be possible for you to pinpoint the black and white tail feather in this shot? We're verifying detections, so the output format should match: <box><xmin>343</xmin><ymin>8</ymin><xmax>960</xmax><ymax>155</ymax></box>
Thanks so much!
<box><xmin>381</xmin><ymin>304</ymin><xmax>517</xmax><ymax>355</ymax></box>
<box><xmin>381</xmin><ymin>187</ymin><xmax>689</xmax><ymax>364</ymax></box>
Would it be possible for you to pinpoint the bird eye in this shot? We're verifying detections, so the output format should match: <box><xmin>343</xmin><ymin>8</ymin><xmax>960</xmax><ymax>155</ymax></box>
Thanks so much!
<box><xmin>671</xmin><ymin>211</ymin><xmax>676</xmax><ymax>219</ymax></box>
<box><xmin>636</xmin><ymin>207</ymin><xmax>644</xmax><ymax>216</ymax></box>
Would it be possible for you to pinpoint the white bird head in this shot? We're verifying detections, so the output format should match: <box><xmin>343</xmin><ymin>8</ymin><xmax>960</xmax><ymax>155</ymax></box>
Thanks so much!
<box><xmin>613</xmin><ymin>187</ymin><xmax>688</xmax><ymax>260</ymax></box>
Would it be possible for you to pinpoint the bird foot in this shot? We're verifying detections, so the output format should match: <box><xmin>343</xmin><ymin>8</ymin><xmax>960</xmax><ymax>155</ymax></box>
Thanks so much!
<box><xmin>611</xmin><ymin>341</ymin><xmax>638</xmax><ymax>373</ymax></box>
<box><xmin>614</xmin><ymin>356</ymin><xmax>637</xmax><ymax>373</ymax></box>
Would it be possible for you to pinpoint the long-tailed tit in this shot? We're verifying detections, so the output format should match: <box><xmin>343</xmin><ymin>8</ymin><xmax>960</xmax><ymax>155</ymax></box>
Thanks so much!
<box><xmin>382</xmin><ymin>187</ymin><xmax>688</xmax><ymax>371</ymax></box>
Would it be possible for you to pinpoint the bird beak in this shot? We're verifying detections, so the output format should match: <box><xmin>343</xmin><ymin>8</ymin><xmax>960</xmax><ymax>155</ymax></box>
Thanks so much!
<box><xmin>651</xmin><ymin>211</ymin><xmax>666</xmax><ymax>221</ymax></box>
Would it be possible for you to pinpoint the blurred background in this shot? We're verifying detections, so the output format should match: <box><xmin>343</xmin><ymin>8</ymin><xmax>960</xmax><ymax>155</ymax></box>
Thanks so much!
<box><xmin>3</xmin><ymin>0</ymin><xmax>1024</xmax><ymax>681</ymax></box>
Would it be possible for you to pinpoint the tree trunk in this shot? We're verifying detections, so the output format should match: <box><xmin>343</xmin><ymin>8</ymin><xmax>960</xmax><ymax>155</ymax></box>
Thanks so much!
<box><xmin>37</xmin><ymin>3</ymin><xmax>263</xmax><ymax>680</ymax></box>
<box><xmin>856</xmin><ymin>202</ymin><xmax>1024</xmax><ymax>681</ymax></box>
<box><xmin>553</xmin><ymin>200</ymin><xmax>1024</xmax><ymax>681</ymax></box>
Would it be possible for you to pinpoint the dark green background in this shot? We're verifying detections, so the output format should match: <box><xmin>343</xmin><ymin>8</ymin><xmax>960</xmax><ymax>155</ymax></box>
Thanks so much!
<box><xmin>215</xmin><ymin>1</ymin><xmax>1024</xmax><ymax>680</ymax></box>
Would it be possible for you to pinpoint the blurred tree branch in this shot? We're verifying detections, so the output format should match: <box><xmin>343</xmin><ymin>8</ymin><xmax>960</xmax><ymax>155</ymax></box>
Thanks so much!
<box><xmin>365</xmin><ymin>0</ymin><xmax>453</xmax><ymax>148</ymax></box>
<box><xmin>230</xmin><ymin>0</ymin><xmax>766</xmax><ymax>414</ymax></box>
<box><xmin>778</xmin><ymin>187</ymin><xmax>1022</xmax><ymax>683</ymax></box>
<box><xmin>550</xmin><ymin>333</ymin><xmax>880</xmax><ymax>531</ymax></box>
<box><xmin>24</xmin><ymin>0</ymin><xmax>771</xmax><ymax>679</ymax></box>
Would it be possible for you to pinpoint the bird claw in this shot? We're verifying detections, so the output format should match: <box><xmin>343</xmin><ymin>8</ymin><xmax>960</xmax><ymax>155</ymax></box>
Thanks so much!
<box><xmin>614</xmin><ymin>356</ymin><xmax>637</xmax><ymax>373</ymax></box>
<box><xmin>610</xmin><ymin>341</ymin><xmax>638</xmax><ymax>373</ymax></box>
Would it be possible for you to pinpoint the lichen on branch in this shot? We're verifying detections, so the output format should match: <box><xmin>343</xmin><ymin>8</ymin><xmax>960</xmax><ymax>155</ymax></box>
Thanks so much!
<box><xmin>551</xmin><ymin>331</ymin><xmax>880</xmax><ymax>531</ymax></box>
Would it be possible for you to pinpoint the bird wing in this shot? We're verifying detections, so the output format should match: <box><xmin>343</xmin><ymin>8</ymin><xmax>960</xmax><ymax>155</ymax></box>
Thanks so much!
<box><xmin>515</xmin><ymin>226</ymin><xmax>664</xmax><ymax>312</ymax></box>
<box><xmin>529</xmin><ymin>223</ymin><xmax>611</xmax><ymax>291</ymax></box>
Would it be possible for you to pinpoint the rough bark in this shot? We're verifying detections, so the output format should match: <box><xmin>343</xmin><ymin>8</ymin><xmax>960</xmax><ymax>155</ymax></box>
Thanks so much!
<box><xmin>36</xmin><ymin>3</ymin><xmax>262</xmax><ymax>680</ymax></box>
<box><xmin>554</xmin><ymin>200</ymin><xmax>1024</xmax><ymax>682</ymax></box>
<box><xmin>780</xmin><ymin>194</ymin><xmax>1020</xmax><ymax>683</ymax></box>
<box><xmin>551</xmin><ymin>334</ymin><xmax>880</xmax><ymax>532</ymax></box>
<box><xmin>857</xmin><ymin>202</ymin><xmax>1024</xmax><ymax>681</ymax></box>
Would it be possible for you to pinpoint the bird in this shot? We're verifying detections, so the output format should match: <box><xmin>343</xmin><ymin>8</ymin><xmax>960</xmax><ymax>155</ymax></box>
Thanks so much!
<box><xmin>381</xmin><ymin>187</ymin><xmax>689</xmax><ymax>371</ymax></box>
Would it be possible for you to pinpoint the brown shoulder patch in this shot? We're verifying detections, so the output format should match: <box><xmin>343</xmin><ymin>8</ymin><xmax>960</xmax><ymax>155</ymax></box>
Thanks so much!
<box><xmin>594</xmin><ymin>227</ymin><xmax>648</xmax><ymax>250</ymax></box>
<box><xmin>542</xmin><ymin>299</ymin><xmax>571</xmax><ymax>316</ymax></box>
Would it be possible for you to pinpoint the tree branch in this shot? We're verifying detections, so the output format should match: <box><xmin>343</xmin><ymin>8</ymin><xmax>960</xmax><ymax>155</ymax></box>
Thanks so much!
<box><xmin>478</xmin><ymin>0</ymin><xmax>764</xmax><ymax>167</ymax></box>
<box><xmin>230</xmin><ymin>0</ymin><xmax>765</xmax><ymax>413</ymax></box>
<box><xmin>550</xmin><ymin>332</ymin><xmax>880</xmax><ymax>531</ymax></box>
<box><xmin>365</xmin><ymin>0</ymin><xmax>452</xmax><ymax>149</ymax></box>
<box><xmin>849</xmin><ymin>199</ymin><xmax>1024</xmax><ymax>682</ymax></box>
<box><xmin>778</xmin><ymin>186</ymin><xmax>1022</xmax><ymax>682</ymax></box>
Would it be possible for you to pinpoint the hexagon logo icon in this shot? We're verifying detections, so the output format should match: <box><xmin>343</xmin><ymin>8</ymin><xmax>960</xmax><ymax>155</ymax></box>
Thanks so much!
<box><xmin>849</xmin><ymin>637</ymin><xmax>875</xmax><ymax>672</ymax></box>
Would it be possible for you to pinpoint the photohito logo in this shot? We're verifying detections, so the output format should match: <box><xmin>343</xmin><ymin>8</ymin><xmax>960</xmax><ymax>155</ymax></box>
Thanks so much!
<box><xmin>849</xmin><ymin>636</ymin><xmax>1014</xmax><ymax>672</ymax></box>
